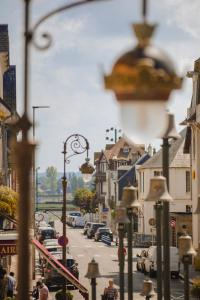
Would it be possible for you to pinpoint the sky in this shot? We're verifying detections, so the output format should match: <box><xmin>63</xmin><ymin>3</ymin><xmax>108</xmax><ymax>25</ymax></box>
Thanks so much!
<box><xmin>1</xmin><ymin>0</ymin><xmax>200</xmax><ymax>172</ymax></box>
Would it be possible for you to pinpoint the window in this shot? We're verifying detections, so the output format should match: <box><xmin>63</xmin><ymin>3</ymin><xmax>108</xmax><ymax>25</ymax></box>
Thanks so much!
<box><xmin>186</xmin><ymin>171</ymin><xmax>191</xmax><ymax>193</ymax></box>
<box><xmin>154</xmin><ymin>171</ymin><xmax>163</xmax><ymax>177</ymax></box>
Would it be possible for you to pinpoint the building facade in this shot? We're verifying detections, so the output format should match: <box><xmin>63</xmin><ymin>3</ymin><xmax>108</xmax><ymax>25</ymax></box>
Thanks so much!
<box><xmin>138</xmin><ymin>129</ymin><xmax>192</xmax><ymax>246</ymax></box>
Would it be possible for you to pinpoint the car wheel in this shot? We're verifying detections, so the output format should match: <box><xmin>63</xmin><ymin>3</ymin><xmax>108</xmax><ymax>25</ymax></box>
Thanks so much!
<box><xmin>149</xmin><ymin>267</ymin><xmax>155</xmax><ymax>278</ymax></box>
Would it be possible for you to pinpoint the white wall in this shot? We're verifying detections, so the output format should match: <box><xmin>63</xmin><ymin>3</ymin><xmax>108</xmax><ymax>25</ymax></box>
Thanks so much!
<box><xmin>138</xmin><ymin>166</ymin><xmax>191</xmax><ymax>235</ymax></box>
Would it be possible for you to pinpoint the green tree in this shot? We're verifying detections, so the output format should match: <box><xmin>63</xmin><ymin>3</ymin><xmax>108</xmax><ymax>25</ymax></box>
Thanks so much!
<box><xmin>46</xmin><ymin>166</ymin><xmax>57</xmax><ymax>193</ymax></box>
<box><xmin>0</xmin><ymin>185</ymin><xmax>18</xmax><ymax>216</ymax></box>
<box><xmin>73</xmin><ymin>188</ymin><xmax>95</xmax><ymax>211</ymax></box>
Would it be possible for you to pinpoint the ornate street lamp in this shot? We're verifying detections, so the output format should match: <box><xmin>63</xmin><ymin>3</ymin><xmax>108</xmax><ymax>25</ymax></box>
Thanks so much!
<box><xmin>146</xmin><ymin>176</ymin><xmax>172</xmax><ymax>300</ymax></box>
<box><xmin>62</xmin><ymin>134</ymin><xmax>94</xmax><ymax>294</ymax></box>
<box><xmin>15</xmin><ymin>1</ymin><xmax>109</xmax><ymax>299</ymax></box>
<box><xmin>115</xmin><ymin>204</ymin><xmax>130</xmax><ymax>300</ymax></box>
<box><xmin>104</xmin><ymin>0</ymin><xmax>182</xmax><ymax>145</ymax></box>
<box><xmin>122</xmin><ymin>185</ymin><xmax>141</xmax><ymax>300</ymax></box>
<box><xmin>80</xmin><ymin>157</ymin><xmax>95</xmax><ymax>183</ymax></box>
<box><xmin>85</xmin><ymin>258</ymin><xmax>101</xmax><ymax>300</ymax></box>
<box><xmin>178</xmin><ymin>231</ymin><xmax>196</xmax><ymax>300</ymax></box>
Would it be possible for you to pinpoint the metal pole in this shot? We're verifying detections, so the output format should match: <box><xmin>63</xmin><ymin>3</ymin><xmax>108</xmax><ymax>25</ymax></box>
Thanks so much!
<box><xmin>118</xmin><ymin>223</ymin><xmax>125</xmax><ymax>300</ymax></box>
<box><xmin>127</xmin><ymin>208</ymin><xmax>133</xmax><ymax>300</ymax></box>
<box><xmin>91</xmin><ymin>278</ymin><xmax>97</xmax><ymax>300</ymax></box>
<box><xmin>183</xmin><ymin>260</ymin><xmax>189</xmax><ymax>300</ymax></box>
<box><xmin>155</xmin><ymin>201</ymin><xmax>163</xmax><ymax>300</ymax></box>
<box><xmin>162</xmin><ymin>137</ymin><xmax>170</xmax><ymax>300</ymax></box>
<box><xmin>62</xmin><ymin>142</ymin><xmax>67</xmax><ymax>295</ymax></box>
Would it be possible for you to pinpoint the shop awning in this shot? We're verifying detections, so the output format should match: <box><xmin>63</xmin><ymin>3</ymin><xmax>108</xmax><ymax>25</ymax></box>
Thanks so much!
<box><xmin>32</xmin><ymin>239</ymin><xmax>89</xmax><ymax>300</ymax></box>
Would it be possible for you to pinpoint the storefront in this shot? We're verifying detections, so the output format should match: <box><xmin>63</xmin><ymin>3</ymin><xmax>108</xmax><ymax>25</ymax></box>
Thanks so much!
<box><xmin>0</xmin><ymin>231</ymin><xmax>17</xmax><ymax>270</ymax></box>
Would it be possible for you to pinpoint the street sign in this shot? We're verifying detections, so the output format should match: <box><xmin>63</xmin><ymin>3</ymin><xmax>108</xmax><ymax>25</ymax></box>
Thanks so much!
<box><xmin>102</xmin><ymin>208</ymin><xmax>109</xmax><ymax>212</ymax></box>
<box><xmin>170</xmin><ymin>218</ymin><xmax>176</xmax><ymax>228</ymax></box>
<box><xmin>58</xmin><ymin>235</ymin><xmax>69</xmax><ymax>246</ymax></box>
<box><xmin>149</xmin><ymin>218</ymin><xmax>156</xmax><ymax>226</ymax></box>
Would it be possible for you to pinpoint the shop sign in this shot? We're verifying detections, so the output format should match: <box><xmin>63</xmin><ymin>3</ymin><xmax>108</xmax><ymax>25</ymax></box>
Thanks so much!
<box><xmin>0</xmin><ymin>245</ymin><xmax>17</xmax><ymax>255</ymax></box>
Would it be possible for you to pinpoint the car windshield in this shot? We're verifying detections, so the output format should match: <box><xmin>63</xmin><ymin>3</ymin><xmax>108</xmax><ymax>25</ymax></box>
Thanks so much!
<box><xmin>69</xmin><ymin>212</ymin><xmax>81</xmax><ymax>217</ymax></box>
<box><xmin>41</xmin><ymin>229</ymin><xmax>55</xmax><ymax>238</ymax></box>
<box><xmin>99</xmin><ymin>228</ymin><xmax>110</xmax><ymax>232</ymax></box>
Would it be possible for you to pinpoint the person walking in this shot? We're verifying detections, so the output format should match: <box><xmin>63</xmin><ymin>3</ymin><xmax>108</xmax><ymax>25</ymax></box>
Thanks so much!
<box><xmin>7</xmin><ymin>272</ymin><xmax>16</xmax><ymax>298</ymax></box>
<box><xmin>103</xmin><ymin>280</ymin><xmax>118</xmax><ymax>300</ymax></box>
<box><xmin>36</xmin><ymin>281</ymin><xmax>49</xmax><ymax>300</ymax></box>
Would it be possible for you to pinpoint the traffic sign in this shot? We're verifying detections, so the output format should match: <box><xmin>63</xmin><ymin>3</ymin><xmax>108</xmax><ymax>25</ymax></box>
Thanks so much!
<box><xmin>58</xmin><ymin>235</ymin><xmax>69</xmax><ymax>246</ymax></box>
<box><xmin>149</xmin><ymin>218</ymin><xmax>156</xmax><ymax>226</ymax></box>
<box><xmin>170</xmin><ymin>218</ymin><xmax>176</xmax><ymax>228</ymax></box>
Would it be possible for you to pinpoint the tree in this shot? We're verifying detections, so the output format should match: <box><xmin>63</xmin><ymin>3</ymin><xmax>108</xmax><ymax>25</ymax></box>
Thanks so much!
<box><xmin>46</xmin><ymin>166</ymin><xmax>57</xmax><ymax>193</ymax></box>
<box><xmin>0</xmin><ymin>185</ymin><xmax>18</xmax><ymax>216</ymax></box>
<box><xmin>73</xmin><ymin>188</ymin><xmax>95</xmax><ymax>211</ymax></box>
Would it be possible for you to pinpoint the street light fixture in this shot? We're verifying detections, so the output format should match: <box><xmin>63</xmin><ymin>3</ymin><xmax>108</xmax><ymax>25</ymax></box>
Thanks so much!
<box><xmin>62</xmin><ymin>134</ymin><xmax>94</xmax><ymax>295</ymax></box>
<box><xmin>178</xmin><ymin>231</ymin><xmax>196</xmax><ymax>300</ymax></box>
<box><xmin>104</xmin><ymin>1</ymin><xmax>182</xmax><ymax>144</ymax></box>
<box><xmin>146</xmin><ymin>176</ymin><xmax>172</xmax><ymax>300</ymax></box>
<box><xmin>80</xmin><ymin>157</ymin><xmax>95</xmax><ymax>183</ymax></box>
<box><xmin>122</xmin><ymin>185</ymin><xmax>141</xmax><ymax>300</ymax></box>
<box><xmin>85</xmin><ymin>258</ymin><xmax>101</xmax><ymax>300</ymax></box>
<box><xmin>115</xmin><ymin>204</ymin><xmax>130</xmax><ymax>300</ymax></box>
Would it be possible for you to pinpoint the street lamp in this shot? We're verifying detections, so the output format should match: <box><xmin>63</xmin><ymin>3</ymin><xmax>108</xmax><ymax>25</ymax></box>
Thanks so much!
<box><xmin>115</xmin><ymin>204</ymin><xmax>130</xmax><ymax>300</ymax></box>
<box><xmin>62</xmin><ymin>134</ymin><xmax>94</xmax><ymax>295</ymax></box>
<box><xmin>178</xmin><ymin>231</ymin><xmax>196</xmax><ymax>300</ymax></box>
<box><xmin>161</xmin><ymin>112</ymin><xmax>180</xmax><ymax>300</ymax></box>
<box><xmin>32</xmin><ymin>105</ymin><xmax>50</xmax><ymax>140</ymax></box>
<box><xmin>146</xmin><ymin>176</ymin><xmax>173</xmax><ymax>300</ymax></box>
<box><xmin>122</xmin><ymin>185</ymin><xmax>141</xmax><ymax>300</ymax></box>
<box><xmin>141</xmin><ymin>279</ymin><xmax>155</xmax><ymax>300</ymax></box>
<box><xmin>104</xmin><ymin>0</ymin><xmax>182</xmax><ymax>144</ymax></box>
<box><xmin>85</xmin><ymin>258</ymin><xmax>101</xmax><ymax>300</ymax></box>
<box><xmin>35</xmin><ymin>166</ymin><xmax>40</xmax><ymax>212</ymax></box>
<box><xmin>16</xmin><ymin>0</ymin><xmax>108</xmax><ymax>298</ymax></box>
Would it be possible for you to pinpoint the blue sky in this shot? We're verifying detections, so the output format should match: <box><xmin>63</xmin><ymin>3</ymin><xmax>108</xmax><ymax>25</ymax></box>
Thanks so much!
<box><xmin>1</xmin><ymin>0</ymin><xmax>200</xmax><ymax>172</ymax></box>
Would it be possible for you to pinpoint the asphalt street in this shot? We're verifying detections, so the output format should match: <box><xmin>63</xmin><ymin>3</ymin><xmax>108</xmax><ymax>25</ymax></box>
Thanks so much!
<box><xmin>44</xmin><ymin>219</ymin><xmax>185</xmax><ymax>300</ymax></box>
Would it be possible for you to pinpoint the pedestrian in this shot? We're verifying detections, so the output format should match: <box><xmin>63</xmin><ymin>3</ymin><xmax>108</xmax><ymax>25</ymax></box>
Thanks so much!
<box><xmin>0</xmin><ymin>269</ymin><xmax>7</xmax><ymax>300</ymax></box>
<box><xmin>36</xmin><ymin>281</ymin><xmax>49</xmax><ymax>300</ymax></box>
<box><xmin>7</xmin><ymin>271</ymin><xmax>16</xmax><ymax>298</ymax></box>
<box><xmin>103</xmin><ymin>280</ymin><xmax>118</xmax><ymax>300</ymax></box>
<box><xmin>117</xmin><ymin>246</ymin><xmax>127</xmax><ymax>262</ymax></box>
<box><xmin>32</xmin><ymin>285</ymin><xmax>39</xmax><ymax>300</ymax></box>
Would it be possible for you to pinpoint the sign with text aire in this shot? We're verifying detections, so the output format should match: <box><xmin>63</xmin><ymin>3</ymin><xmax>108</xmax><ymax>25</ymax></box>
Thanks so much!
<box><xmin>0</xmin><ymin>244</ymin><xmax>17</xmax><ymax>255</ymax></box>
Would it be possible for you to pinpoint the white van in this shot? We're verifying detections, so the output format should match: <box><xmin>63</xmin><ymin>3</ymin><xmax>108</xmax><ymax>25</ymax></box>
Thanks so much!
<box><xmin>144</xmin><ymin>246</ymin><xmax>180</xmax><ymax>278</ymax></box>
<box><xmin>71</xmin><ymin>216</ymin><xmax>85</xmax><ymax>228</ymax></box>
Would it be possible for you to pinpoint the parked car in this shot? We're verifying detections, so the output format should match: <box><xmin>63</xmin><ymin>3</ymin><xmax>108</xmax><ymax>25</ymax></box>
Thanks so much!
<box><xmin>87</xmin><ymin>223</ymin><xmax>106</xmax><ymax>239</ymax></box>
<box><xmin>66</xmin><ymin>211</ymin><xmax>82</xmax><ymax>225</ymax></box>
<box><xmin>136</xmin><ymin>250</ymin><xmax>147</xmax><ymax>272</ymax></box>
<box><xmin>43</xmin><ymin>252</ymin><xmax>79</xmax><ymax>289</ymax></box>
<box><xmin>143</xmin><ymin>246</ymin><xmax>180</xmax><ymax>278</ymax></box>
<box><xmin>94</xmin><ymin>228</ymin><xmax>113</xmax><ymax>242</ymax></box>
<box><xmin>70</xmin><ymin>216</ymin><xmax>85</xmax><ymax>228</ymax></box>
<box><xmin>37</xmin><ymin>227</ymin><xmax>57</xmax><ymax>243</ymax></box>
<box><xmin>83</xmin><ymin>222</ymin><xmax>92</xmax><ymax>235</ymax></box>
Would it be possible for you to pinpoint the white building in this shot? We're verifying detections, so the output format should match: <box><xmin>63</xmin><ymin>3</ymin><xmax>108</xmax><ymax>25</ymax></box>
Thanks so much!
<box><xmin>138</xmin><ymin>129</ymin><xmax>192</xmax><ymax>245</ymax></box>
<box><xmin>183</xmin><ymin>58</ymin><xmax>200</xmax><ymax>249</ymax></box>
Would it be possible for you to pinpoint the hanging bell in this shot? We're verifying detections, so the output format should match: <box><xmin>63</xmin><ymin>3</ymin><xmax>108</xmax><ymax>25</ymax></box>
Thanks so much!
<box><xmin>141</xmin><ymin>279</ymin><xmax>155</xmax><ymax>297</ymax></box>
<box><xmin>115</xmin><ymin>204</ymin><xmax>130</xmax><ymax>224</ymax></box>
<box><xmin>122</xmin><ymin>185</ymin><xmax>141</xmax><ymax>211</ymax></box>
<box><xmin>178</xmin><ymin>232</ymin><xmax>196</xmax><ymax>259</ymax></box>
<box><xmin>145</xmin><ymin>176</ymin><xmax>173</xmax><ymax>202</ymax></box>
<box><xmin>85</xmin><ymin>258</ymin><xmax>101</xmax><ymax>279</ymax></box>
<box><xmin>193</xmin><ymin>195</ymin><xmax>200</xmax><ymax>214</ymax></box>
<box><xmin>162</xmin><ymin>113</ymin><xmax>181</xmax><ymax>140</ymax></box>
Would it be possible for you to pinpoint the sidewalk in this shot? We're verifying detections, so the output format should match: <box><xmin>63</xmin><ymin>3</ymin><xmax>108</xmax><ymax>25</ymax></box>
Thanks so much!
<box><xmin>179</xmin><ymin>263</ymin><xmax>200</xmax><ymax>283</ymax></box>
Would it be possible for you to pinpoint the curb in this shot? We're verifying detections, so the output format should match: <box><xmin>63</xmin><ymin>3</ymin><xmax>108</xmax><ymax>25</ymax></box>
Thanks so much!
<box><xmin>179</xmin><ymin>273</ymin><xmax>193</xmax><ymax>284</ymax></box>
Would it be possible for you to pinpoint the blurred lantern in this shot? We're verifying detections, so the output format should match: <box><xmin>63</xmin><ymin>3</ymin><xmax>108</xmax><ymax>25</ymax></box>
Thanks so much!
<box><xmin>80</xmin><ymin>158</ymin><xmax>95</xmax><ymax>183</ymax></box>
<box><xmin>104</xmin><ymin>18</ymin><xmax>182</xmax><ymax>144</ymax></box>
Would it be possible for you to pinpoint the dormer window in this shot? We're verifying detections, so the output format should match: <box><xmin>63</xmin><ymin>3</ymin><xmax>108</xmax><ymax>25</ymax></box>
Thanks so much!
<box><xmin>123</xmin><ymin>147</ymin><xmax>129</xmax><ymax>154</ymax></box>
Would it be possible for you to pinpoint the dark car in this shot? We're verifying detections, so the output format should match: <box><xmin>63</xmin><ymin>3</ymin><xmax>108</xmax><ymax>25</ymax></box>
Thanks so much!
<box><xmin>87</xmin><ymin>223</ymin><xmax>106</xmax><ymax>239</ymax></box>
<box><xmin>83</xmin><ymin>222</ymin><xmax>92</xmax><ymax>235</ymax></box>
<box><xmin>43</xmin><ymin>252</ymin><xmax>79</xmax><ymax>289</ymax></box>
<box><xmin>94</xmin><ymin>228</ymin><xmax>113</xmax><ymax>242</ymax></box>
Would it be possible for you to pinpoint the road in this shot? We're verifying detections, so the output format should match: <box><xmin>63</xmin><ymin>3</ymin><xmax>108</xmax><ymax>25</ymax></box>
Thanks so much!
<box><xmin>45</xmin><ymin>220</ymin><xmax>185</xmax><ymax>300</ymax></box>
